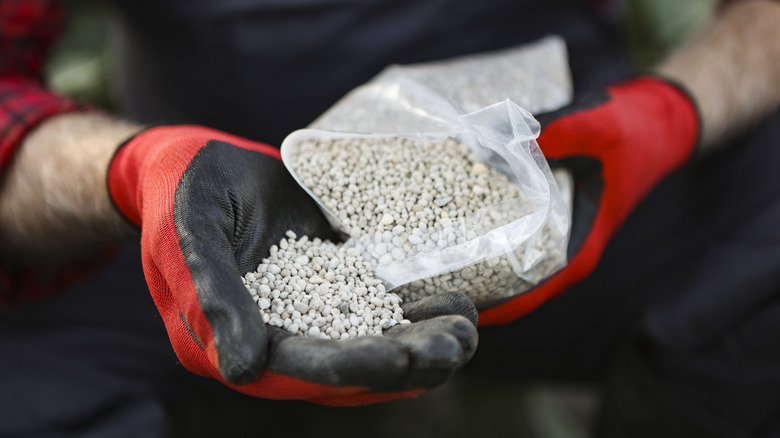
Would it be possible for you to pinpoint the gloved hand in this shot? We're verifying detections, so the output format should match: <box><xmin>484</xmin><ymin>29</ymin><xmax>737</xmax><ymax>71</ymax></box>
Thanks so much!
<box><xmin>108</xmin><ymin>125</ymin><xmax>478</xmax><ymax>405</ymax></box>
<box><xmin>478</xmin><ymin>76</ymin><xmax>700</xmax><ymax>326</ymax></box>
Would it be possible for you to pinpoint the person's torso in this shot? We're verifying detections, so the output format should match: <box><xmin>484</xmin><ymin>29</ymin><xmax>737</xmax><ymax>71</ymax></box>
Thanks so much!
<box><xmin>108</xmin><ymin>0</ymin><xmax>631</xmax><ymax>145</ymax></box>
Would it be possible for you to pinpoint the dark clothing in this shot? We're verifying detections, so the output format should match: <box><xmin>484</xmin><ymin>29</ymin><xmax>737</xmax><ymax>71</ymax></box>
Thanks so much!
<box><xmin>2</xmin><ymin>0</ymin><xmax>780</xmax><ymax>436</ymax></box>
<box><xmin>109</xmin><ymin>0</ymin><xmax>630</xmax><ymax>145</ymax></box>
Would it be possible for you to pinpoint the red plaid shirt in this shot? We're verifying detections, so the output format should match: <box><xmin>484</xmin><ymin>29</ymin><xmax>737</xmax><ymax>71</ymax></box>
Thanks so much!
<box><xmin>0</xmin><ymin>0</ymin><xmax>83</xmax><ymax>173</ymax></box>
<box><xmin>0</xmin><ymin>0</ymin><xmax>88</xmax><ymax>304</ymax></box>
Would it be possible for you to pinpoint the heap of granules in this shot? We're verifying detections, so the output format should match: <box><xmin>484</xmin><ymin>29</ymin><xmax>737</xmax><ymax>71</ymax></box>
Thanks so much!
<box><xmin>243</xmin><ymin>231</ymin><xmax>409</xmax><ymax>340</ymax></box>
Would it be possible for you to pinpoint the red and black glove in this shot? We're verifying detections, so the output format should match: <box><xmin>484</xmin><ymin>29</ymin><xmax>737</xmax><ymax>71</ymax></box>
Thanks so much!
<box><xmin>108</xmin><ymin>125</ymin><xmax>478</xmax><ymax>405</ymax></box>
<box><xmin>478</xmin><ymin>76</ymin><xmax>700</xmax><ymax>326</ymax></box>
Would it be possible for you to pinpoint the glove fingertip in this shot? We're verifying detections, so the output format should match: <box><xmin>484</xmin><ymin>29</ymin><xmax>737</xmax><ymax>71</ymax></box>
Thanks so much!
<box><xmin>402</xmin><ymin>291</ymin><xmax>478</xmax><ymax>326</ymax></box>
<box><xmin>385</xmin><ymin>315</ymin><xmax>478</xmax><ymax>364</ymax></box>
<box><xmin>212</xmin><ymin>313</ymin><xmax>270</xmax><ymax>385</ymax></box>
<box><xmin>446</xmin><ymin>315</ymin><xmax>479</xmax><ymax>360</ymax></box>
<box><xmin>268</xmin><ymin>335</ymin><xmax>409</xmax><ymax>390</ymax></box>
<box><xmin>383</xmin><ymin>322</ymin><xmax>472</xmax><ymax>389</ymax></box>
<box><xmin>217</xmin><ymin>345</ymin><xmax>268</xmax><ymax>386</ymax></box>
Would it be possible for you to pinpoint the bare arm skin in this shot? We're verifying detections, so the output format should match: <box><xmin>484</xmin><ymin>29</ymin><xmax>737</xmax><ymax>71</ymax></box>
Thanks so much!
<box><xmin>656</xmin><ymin>0</ymin><xmax>780</xmax><ymax>149</ymax></box>
<box><xmin>1</xmin><ymin>0</ymin><xmax>779</xmax><ymax>265</ymax></box>
<box><xmin>0</xmin><ymin>112</ymin><xmax>141</xmax><ymax>266</ymax></box>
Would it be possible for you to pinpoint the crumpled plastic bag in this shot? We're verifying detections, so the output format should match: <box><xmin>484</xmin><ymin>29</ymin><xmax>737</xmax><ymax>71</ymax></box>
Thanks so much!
<box><xmin>282</xmin><ymin>36</ymin><xmax>574</xmax><ymax>304</ymax></box>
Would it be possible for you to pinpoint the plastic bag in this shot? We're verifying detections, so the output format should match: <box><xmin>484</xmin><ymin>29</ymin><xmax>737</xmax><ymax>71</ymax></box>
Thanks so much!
<box><xmin>281</xmin><ymin>37</ymin><xmax>573</xmax><ymax>304</ymax></box>
<box><xmin>309</xmin><ymin>36</ymin><xmax>573</xmax><ymax>131</ymax></box>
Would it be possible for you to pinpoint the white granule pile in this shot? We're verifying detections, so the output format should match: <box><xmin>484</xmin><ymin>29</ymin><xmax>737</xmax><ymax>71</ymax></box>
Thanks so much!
<box><xmin>289</xmin><ymin>135</ymin><xmax>566</xmax><ymax>303</ymax></box>
<box><xmin>242</xmin><ymin>231</ymin><xmax>410</xmax><ymax>340</ymax></box>
<box><xmin>297</xmin><ymin>136</ymin><xmax>522</xmax><ymax>236</ymax></box>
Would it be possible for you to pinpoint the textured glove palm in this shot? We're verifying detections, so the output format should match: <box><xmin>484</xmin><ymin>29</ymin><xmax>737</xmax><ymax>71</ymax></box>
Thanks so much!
<box><xmin>108</xmin><ymin>125</ymin><xmax>478</xmax><ymax>405</ymax></box>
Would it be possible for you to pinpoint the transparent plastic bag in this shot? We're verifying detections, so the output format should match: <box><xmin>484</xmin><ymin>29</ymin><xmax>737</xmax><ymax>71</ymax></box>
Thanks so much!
<box><xmin>309</xmin><ymin>36</ymin><xmax>573</xmax><ymax>132</ymax></box>
<box><xmin>281</xmin><ymin>37</ymin><xmax>573</xmax><ymax>304</ymax></box>
<box><xmin>283</xmin><ymin>101</ymin><xmax>569</xmax><ymax>303</ymax></box>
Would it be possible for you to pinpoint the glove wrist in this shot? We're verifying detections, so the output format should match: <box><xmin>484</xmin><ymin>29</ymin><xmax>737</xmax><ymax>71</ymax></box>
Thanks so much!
<box><xmin>617</xmin><ymin>76</ymin><xmax>701</xmax><ymax>163</ymax></box>
<box><xmin>107</xmin><ymin>128</ymin><xmax>149</xmax><ymax>228</ymax></box>
<box><xmin>644</xmin><ymin>74</ymin><xmax>704</xmax><ymax>159</ymax></box>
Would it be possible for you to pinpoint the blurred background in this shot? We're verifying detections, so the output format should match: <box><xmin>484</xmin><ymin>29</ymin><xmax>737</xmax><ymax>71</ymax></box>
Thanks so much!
<box><xmin>42</xmin><ymin>1</ymin><xmax>718</xmax><ymax>437</ymax></box>
<box><xmin>45</xmin><ymin>0</ymin><xmax>720</xmax><ymax>111</ymax></box>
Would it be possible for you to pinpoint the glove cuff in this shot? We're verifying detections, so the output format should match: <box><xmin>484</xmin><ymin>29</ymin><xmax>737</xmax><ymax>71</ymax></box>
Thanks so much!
<box><xmin>107</xmin><ymin>127</ymin><xmax>150</xmax><ymax>228</ymax></box>
<box><xmin>620</xmin><ymin>76</ymin><xmax>701</xmax><ymax>165</ymax></box>
<box><xmin>642</xmin><ymin>73</ymin><xmax>703</xmax><ymax>156</ymax></box>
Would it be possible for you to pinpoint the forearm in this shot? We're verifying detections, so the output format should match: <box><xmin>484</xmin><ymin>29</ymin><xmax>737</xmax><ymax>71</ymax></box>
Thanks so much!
<box><xmin>0</xmin><ymin>112</ymin><xmax>141</xmax><ymax>266</ymax></box>
<box><xmin>655</xmin><ymin>0</ymin><xmax>780</xmax><ymax>150</ymax></box>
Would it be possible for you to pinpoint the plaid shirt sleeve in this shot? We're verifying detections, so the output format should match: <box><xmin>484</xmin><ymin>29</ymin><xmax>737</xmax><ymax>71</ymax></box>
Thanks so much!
<box><xmin>1</xmin><ymin>0</ymin><xmax>89</xmax><ymax>305</ymax></box>
<box><xmin>0</xmin><ymin>0</ymin><xmax>84</xmax><ymax>174</ymax></box>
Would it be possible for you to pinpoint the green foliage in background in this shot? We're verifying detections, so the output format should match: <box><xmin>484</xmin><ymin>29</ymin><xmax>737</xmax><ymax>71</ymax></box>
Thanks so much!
<box><xmin>44</xmin><ymin>0</ymin><xmax>112</xmax><ymax>108</ymax></box>
<box><xmin>621</xmin><ymin>0</ymin><xmax>719</xmax><ymax>70</ymax></box>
